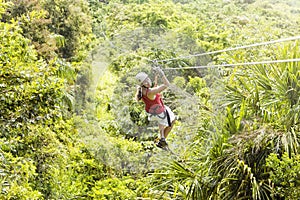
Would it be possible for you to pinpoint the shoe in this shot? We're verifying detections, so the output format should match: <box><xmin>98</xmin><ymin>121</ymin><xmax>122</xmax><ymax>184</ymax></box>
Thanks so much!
<box><xmin>156</xmin><ymin>138</ymin><xmax>168</xmax><ymax>148</ymax></box>
<box><xmin>156</xmin><ymin>141</ymin><xmax>164</xmax><ymax>149</ymax></box>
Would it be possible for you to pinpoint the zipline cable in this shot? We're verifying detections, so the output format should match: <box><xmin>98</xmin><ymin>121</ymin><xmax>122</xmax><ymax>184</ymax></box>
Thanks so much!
<box><xmin>164</xmin><ymin>58</ymin><xmax>300</xmax><ymax>70</ymax></box>
<box><xmin>156</xmin><ymin>35</ymin><xmax>300</xmax><ymax>63</ymax></box>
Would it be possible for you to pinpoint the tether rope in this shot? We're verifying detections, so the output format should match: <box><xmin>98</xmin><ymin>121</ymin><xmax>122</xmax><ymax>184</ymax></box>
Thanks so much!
<box><xmin>164</xmin><ymin>58</ymin><xmax>300</xmax><ymax>70</ymax></box>
<box><xmin>155</xmin><ymin>35</ymin><xmax>300</xmax><ymax>63</ymax></box>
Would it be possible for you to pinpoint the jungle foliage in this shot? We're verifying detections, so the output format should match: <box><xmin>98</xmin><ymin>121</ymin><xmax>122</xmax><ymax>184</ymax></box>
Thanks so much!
<box><xmin>1</xmin><ymin>0</ymin><xmax>300</xmax><ymax>199</ymax></box>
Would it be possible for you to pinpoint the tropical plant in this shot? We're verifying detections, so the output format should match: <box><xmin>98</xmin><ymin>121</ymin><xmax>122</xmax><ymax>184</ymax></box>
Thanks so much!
<box><xmin>266</xmin><ymin>152</ymin><xmax>300</xmax><ymax>199</ymax></box>
<box><xmin>0</xmin><ymin>6</ymin><xmax>104</xmax><ymax>199</ymax></box>
<box><xmin>143</xmin><ymin>22</ymin><xmax>299</xmax><ymax>200</ymax></box>
<box><xmin>209</xmin><ymin>42</ymin><xmax>300</xmax><ymax>199</ymax></box>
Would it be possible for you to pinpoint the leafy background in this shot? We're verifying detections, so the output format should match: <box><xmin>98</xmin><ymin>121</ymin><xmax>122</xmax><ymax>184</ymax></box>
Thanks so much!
<box><xmin>0</xmin><ymin>0</ymin><xmax>300</xmax><ymax>199</ymax></box>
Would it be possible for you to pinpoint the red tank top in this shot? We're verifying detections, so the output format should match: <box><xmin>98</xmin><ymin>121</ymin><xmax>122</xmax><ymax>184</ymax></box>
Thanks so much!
<box><xmin>141</xmin><ymin>89</ymin><xmax>165</xmax><ymax>114</ymax></box>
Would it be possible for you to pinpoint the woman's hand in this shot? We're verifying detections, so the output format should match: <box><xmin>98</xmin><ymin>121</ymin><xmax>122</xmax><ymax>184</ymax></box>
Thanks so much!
<box><xmin>153</xmin><ymin>67</ymin><xmax>165</xmax><ymax>76</ymax></box>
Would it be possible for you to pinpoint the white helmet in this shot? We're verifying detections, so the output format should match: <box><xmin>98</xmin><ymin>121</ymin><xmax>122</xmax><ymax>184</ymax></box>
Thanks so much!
<box><xmin>135</xmin><ymin>72</ymin><xmax>148</xmax><ymax>85</ymax></box>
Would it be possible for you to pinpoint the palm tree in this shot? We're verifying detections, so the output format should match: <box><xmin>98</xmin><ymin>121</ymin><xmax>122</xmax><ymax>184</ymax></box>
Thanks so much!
<box><xmin>211</xmin><ymin>42</ymin><xmax>300</xmax><ymax>199</ymax></box>
<box><xmin>148</xmin><ymin>42</ymin><xmax>300</xmax><ymax>199</ymax></box>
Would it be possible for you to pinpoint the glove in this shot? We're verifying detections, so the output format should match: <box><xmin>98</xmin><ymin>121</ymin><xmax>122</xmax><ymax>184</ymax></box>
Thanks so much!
<box><xmin>153</xmin><ymin>67</ymin><xmax>164</xmax><ymax>76</ymax></box>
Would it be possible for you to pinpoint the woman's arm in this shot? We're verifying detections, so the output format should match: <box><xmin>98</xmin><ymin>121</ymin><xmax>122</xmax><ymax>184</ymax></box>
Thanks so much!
<box><xmin>154</xmin><ymin>74</ymin><xmax>158</xmax><ymax>87</ymax></box>
<box><xmin>147</xmin><ymin>68</ymin><xmax>169</xmax><ymax>98</ymax></box>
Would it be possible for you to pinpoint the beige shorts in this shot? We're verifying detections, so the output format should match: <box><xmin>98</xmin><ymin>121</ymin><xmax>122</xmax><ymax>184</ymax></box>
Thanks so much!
<box><xmin>147</xmin><ymin>105</ymin><xmax>175</xmax><ymax>127</ymax></box>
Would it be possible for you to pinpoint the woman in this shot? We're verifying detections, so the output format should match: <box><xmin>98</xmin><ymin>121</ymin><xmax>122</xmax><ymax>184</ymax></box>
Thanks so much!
<box><xmin>135</xmin><ymin>68</ymin><xmax>176</xmax><ymax>148</ymax></box>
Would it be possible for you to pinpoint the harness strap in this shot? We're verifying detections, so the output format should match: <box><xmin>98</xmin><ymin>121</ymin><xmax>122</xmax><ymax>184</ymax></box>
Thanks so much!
<box><xmin>165</xmin><ymin>108</ymin><xmax>172</xmax><ymax>127</ymax></box>
<box><xmin>148</xmin><ymin>110</ymin><xmax>166</xmax><ymax>119</ymax></box>
<box><xmin>159</xmin><ymin>96</ymin><xmax>171</xmax><ymax>127</ymax></box>
<box><xmin>148</xmin><ymin>107</ymin><xmax>172</xmax><ymax>127</ymax></box>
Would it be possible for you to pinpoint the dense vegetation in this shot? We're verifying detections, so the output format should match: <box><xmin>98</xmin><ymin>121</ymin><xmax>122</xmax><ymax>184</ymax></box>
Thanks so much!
<box><xmin>1</xmin><ymin>0</ymin><xmax>300</xmax><ymax>199</ymax></box>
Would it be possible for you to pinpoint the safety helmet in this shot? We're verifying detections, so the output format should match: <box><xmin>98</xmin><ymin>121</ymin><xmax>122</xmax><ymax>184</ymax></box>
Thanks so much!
<box><xmin>135</xmin><ymin>72</ymin><xmax>148</xmax><ymax>85</ymax></box>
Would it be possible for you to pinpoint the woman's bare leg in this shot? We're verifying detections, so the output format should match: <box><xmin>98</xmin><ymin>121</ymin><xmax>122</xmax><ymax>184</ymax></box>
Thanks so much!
<box><xmin>158</xmin><ymin>124</ymin><xmax>165</xmax><ymax>139</ymax></box>
<box><xmin>164</xmin><ymin>119</ymin><xmax>176</xmax><ymax>139</ymax></box>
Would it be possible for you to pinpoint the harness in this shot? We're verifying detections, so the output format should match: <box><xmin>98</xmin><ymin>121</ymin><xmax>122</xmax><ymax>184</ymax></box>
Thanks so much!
<box><xmin>148</xmin><ymin>106</ymin><xmax>172</xmax><ymax>127</ymax></box>
<box><xmin>142</xmin><ymin>88</ymin><xmax>172</xmax><ymax>127</ymax></box>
